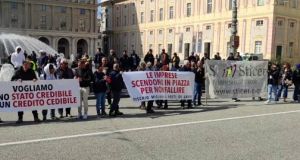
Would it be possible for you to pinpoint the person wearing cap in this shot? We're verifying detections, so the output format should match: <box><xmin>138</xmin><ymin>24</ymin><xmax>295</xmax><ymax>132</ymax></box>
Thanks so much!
<box><xmin>292</xmin><ymin>64</ymin><xmax>300</xmax><ymax>102</ymax></box>
<box><xmin>11</xmin><ymin>60</ymin><xmax>41</xmax><ymax>124</ymax></box>
<box><xmin>56</xmin><ymin>59</ymin><xmax>75</xmax><ymax>117</ymax></box>
<box><xmin>75</xmin><ymin>59</ymin><xmax>93</xmax><ymax>120</ymax></box>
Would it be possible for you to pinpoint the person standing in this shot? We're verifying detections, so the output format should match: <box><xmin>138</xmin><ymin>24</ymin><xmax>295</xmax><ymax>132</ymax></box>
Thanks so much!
<box><xmin>101</xmin><ymin>57</ymin><xmax>112</xmax><ymax>106</ymax></box>
<box><xmin>171</xmin><ymin>53</ymin><xmax>180</xmax><ymax>69</ymax></box>
<box><xmin>108</xmin><ymin>49</ymin><xmax>118</xmax><ymax>70</ymax></box>
<box><xmin>11</xmin><ymin>60</ymin><xmax>41</xmax><ymax>124</ymax></box>
<box><xmin>188</xmin><ymin>52</ymin><xmax>196</xmax><ymax>63</ymax></box>
<box><xmin>120</xmin><ymin>50</ymin><xmax>131</xmax><ymax>71</ymax></box>
<box><xmin>200</xmin><ymin>53</ymin><xmax>210</xmax><ymax>64</ymax></box>
<box><xmin>180</xmin><ymin>61</ymin><xmax>193</xmax><ymax>109</ymax></box>
<box><xmin>265</xmin><ymin>64</ymin><xmax>280</xmax><ymax>104</ymax></box>
<box><xmin>138</xmin><ymin>62</ymin><xmax>147</xmax><ymax>109</ymax></box>
<box><xmin>159</xmin><ymin>49</ymin><xmax>170</xmax><ymax>66</ymax></box>
<box><xmin>11</xmin><ymin>46</ymin><xmax>25</xmax><ymax>69</ymax></box>
<box><xmin>145</xmin><ymin>62</ymin><xmax>155</xmax><ymax>114</ymax></box>
<box><xmin>109</xmin><ymin>64</ymin><xmax>124</xmax><ymax>116</ymax></box>
<box><xmin>94</xmin><ymin>48</ymin><xmax>105</xmax><ymax>69</ymax></box>
<box><xmin>227</xmin><ymin>53</ymin><xmax>235</xmax><ymax>60</ymax></box>
<box><xmin>75</xmin><ymin>60</ymin><xmax>93</xmax><ymax>120</ymax></box>
<box><xmin>193</xmin><ymin>61</ymin><xmax>204</xmax><ymax>106</ymax></box>
<box><xmin>42</xmin><ymin>64</ymin><xmax>59</xmax><ymax>121</ymax></box>
<box><xmin>93</xmin><ymin>66</ymin><xmax>108</xmax><ymax>117</ymax></box>
<box><xmin>56</xmin><ymin>59</ymin><xmax>75</xmax><ymax>117</ymax></box>
<box><xmin>292</xmin><ymin>64</ymin><xmax>300</xmax><ymax>102</ymax></box>
<box><xmin>144</xmin><ymin>49</ymin><xmax>155</xmax><ymax>65</ymax></box>
<box><xmin>214</xmin><ymin>52</ymin><xmax>222</xmax><ymax>60</ymax></box>
<box><xmin>130</xmin><ymin>50</ymin><xmax>140</xmax><ymax>71</ymax></box>
<box><xmin>277</xmin><ymin>63</ymin><xmax>293</xmax><ymax>102</ymax></box>
<box><xmin>235</xmin><ymin>52</ymin><xmax>243</xmax><ymax>61</ymax></box>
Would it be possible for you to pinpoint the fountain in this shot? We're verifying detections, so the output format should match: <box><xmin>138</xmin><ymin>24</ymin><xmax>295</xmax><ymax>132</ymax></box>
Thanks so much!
<box><xmin>0</xmin><ymin>33</ymin><xmax>58</xmax><ymax>63</ymax></box>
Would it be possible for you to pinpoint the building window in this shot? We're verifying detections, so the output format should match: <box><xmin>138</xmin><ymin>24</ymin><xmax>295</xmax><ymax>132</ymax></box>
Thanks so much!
<box><xmin>41</xmin><ymin>5</ymin><xmax>47</xmax><ymax>12</ymax></box>
<box><xmin>159</xmin><ymin>8</ymin><xmax>164</xmax><ymax>21</ymax></box>
<box><xmin>254</xmin><ymin>41</ymin><xmax>262</xmax><ymax>54</ymax></box>
<box><xmin>186</xmin><ymin>27</ymin><xmax>191</xmax><ymax>32</ymax></box>
<box><xmin>278</xmin><ymin>20</ymin><xmax>283</xmax><ymax>26</ymax></box>
<box><xmin>169</xmin><ymin>29</ymin><xmax>173</xmax><ymax>33</ymax></box>
<box><xmin>123</xmin><ymin>16</ymin><xmax>127</xmax><ymax>26</ymax></box>
<box><xmin>141</xmin><ymin>1</ymin><xmax>144</xmax><ymax>5</ymax></box>
<box><xmin>256</xmin><ymin>20</ymin><xmax>264</xmax><ymax>26</ymax></box>
<box><xmin>257</xmin><ymin>0</ymin><xmax>264</xmax><ymax>6</ymax></box>
<box><xmin>11</xmin><ymin>15</ymin><xmax>18</xmax><ymax>27</ymax></box>
<box><xmin>80</xmin><ymin>9</ymin><xmax>86</xmax><ymax>15</ymax></box>
<box><xmin>40</xmin><ymin>16</ymin><xmax>47</xmax><ymax>29</ymax></box>
<box><xmin>60</xmin><ymin>7</ymin><xmax>67</xmax><ymax>13</ymax></box>
<box><xmin>141</xmin><ymin>12</ymin><xmax>144</xmax><ymax>23</ymax></box>
<box><xmin>206</xmin><ymin>25</ymin><xmax>211</xmax><ymax>30</ymax></box>
<box><xmin>169</xmin><ymin>6</ymin><xmax>174</xmax><ymax>19</ymax></box>
<box><xmin>187</xmin><ymin>3</ymin><xmax>192</xmax><ymax>17</ymax></box>
<box><xmin>229</xmin><ymin>0</ymin><xmax>233</xmax><ymax>10</ymax></box>
<box><xmin>228</xmin><ymin>23</ymin><xmax>232</xmax><ymax>28</ymax></box>
<box><xmin>291</xmin><ymin>0</ymin><xmax>297</xmax><ymax>8</ymax></box>
<box><xmin>11</xmin><ymin>2</ymin><xmax>17</xmax><ymax>10</ymax></box>
<box><xmin>159</xmin><ymin>30</ymin><xmax>163</xmax><ymax>35</ymax></box>
<box><xmin>132</xmin><ymin>14</ymin><xmax>136</xmax><ymax>25</ymax></box>
<box><xmin>290</xmin><ymin>22</ymin><xmax>295</xmax><ymax>28</ymax></box>
<box><xmin>150</xmin><ymin>10</ymin><xmax>154</xmax><ymax>22</ymax></box>
<box><xmin>289</xmin><ymin>42</ymin><xmax>294</xmax><ymax>57</ymax></box>
<box><xmin>150</xmin><ymin>31</ymin><xmax>153</xmax><ymax>35</ymax></box>
<box><xmin>207</xmin><ymin>0</ymin><xmax>212</xmax><ymax>13</ymax></box>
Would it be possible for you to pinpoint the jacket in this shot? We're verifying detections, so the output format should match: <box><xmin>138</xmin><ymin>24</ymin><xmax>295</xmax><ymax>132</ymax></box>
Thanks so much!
<box><xmin>11</xmin><ymin>67</ymin><xmax>37</xmax><ymax>81</ymax></box>
<box><xmin>75</xmin><ymin>68</ymin><xmax>93</xmax><ymax>88</ymax></box>
<box><xmin>10</xmin><ymin>46</ymin><xmax>25</xmax><ymax>68</ymax></box>
<box><xmin>93</xmin><ymin>71</ymin><xmax>107</xmax><ymax>93</ymax></box>
<box><xmin>56</xmin><ymin>67</ymin><xmax>74</xmax><ymax>79</ymax></box>
<box><xmin>109</xmin><ymin>70</ymin><xmax>123</xmax><ymax>91</ymax></box>
<box><xmin>293</xmin><ymin>69</ymin><xmax>300</xmax><ymax>86</ymax></box>
<box><xmin>268</xmin><ymin>69</ymin><xmax>280</xmax><ymax>85</ymax></box>
<box><xmin>144</xmin><ymin>53</ymin><xmax>155</xmax><ymax>64</ymax></box>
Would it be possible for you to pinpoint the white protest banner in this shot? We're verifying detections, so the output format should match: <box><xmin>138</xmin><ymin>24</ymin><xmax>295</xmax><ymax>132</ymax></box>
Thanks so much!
<box><xmin>205</xmin><ymin>60</ymin><xmax>268</xmax><ymax>98</ymax></box>
<box><xmin>122</xmin><ymin>71</ymin><xmax>195</xmax><ymax>102</ymax></box>
<box><xmin>0</xmin><ymin>79</ymin><xmax>80</xmax><ymax>112</ymax></box>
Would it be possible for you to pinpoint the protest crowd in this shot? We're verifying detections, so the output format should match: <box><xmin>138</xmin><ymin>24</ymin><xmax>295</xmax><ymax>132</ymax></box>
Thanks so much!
<box><xmin>0</xmin><ymin>46</ymin><xmax>300</xmax><ymax>124</ymax></box>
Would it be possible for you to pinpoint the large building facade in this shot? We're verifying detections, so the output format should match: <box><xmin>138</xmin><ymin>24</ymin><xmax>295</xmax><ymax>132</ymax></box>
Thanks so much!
<box><xmin>0</xmin><ymin>0</ymin><xmax>99</xmax><ymax>58</ymax></box>
<box><xmin>101</xmin><ymin>0</ymin><xmax>300</xmax><ymax>64</ymax></box>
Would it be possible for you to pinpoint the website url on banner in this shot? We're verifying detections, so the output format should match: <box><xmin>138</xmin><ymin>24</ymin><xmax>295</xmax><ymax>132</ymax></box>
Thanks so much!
<box><xmin>214</xmin><ymin>89</ymin><xmax>262</xmax><ymax>95</ymax></box>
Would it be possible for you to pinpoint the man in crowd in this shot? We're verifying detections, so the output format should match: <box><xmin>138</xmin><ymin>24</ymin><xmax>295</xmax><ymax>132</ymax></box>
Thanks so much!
<box><xmin>214</xmin><ymin>52</ymin><xmax>222</xmax><ymax>60</ymax></box>
<box><xmin>56</xmin><ymin>59</ymin><xmax>75</xmax><ymax>118</ymax></box>
<box><xmin>144</xmin><ymin>49</ymin><xmax>155</xmax><ymax>65</ymax></box>
<box><xmin>93</xmin><ymin>65</ymin><xmax>108</xmax><ymax>117</ymax></box>
<box><xmin>172</xmin><ymin>53</ymin><xmax>180</xmax><ymax>69</ymax></box>
<box><xmin>42</xmin><ymin>64</ymin><xmax>58</xmax><ymax>121</ymax></box>
<box><xmin>120</xmin><ymin>50</ymin><xmax>131</xmax><ymax>71</ymax></box>
<box><xmin>159</xmin><ymin>49</ymin><xmax>170</xmax><ymax>66</ymax></box>
<box><xmin>265</xmin><ymin>63</ymin><xmax>280</xmax><ymax>104</ymax></box>
<box><xmin>101</xmin><ymin>57</ymin><xmax>112</xmax><ymax>106</ymax></box>
<box><xmin>11</xmin><ymin>46</ymin><xmax>25</xmax><ymax>69</ymax></box>
<box><xmin>292</xmin><ymin>64</ymin><xmax>300</xmax><ymax>102</ymax></box>
<box><xmin>180</xmin><ymin>61</ymin><xmax>193</xmax><ymax>109</ymax></box>
<box><xmin>75</xmin><ymin>59</ymin><xmax>93</xmax><ymax>120</ymax></box>
<box><xmin>94</xmin><ymin>48</ymin><xmax>105</xmax><ymax>69</ymax></box>
<box><xmin>130</xmin><ymin>50</ymin><xmax>140</xmax><ymax>71</ymax></box>
<box><xmin>109</xmin><ymin>64</ymin><xmax>124</xmax><ymax>116</ymax></box>
<box><xmin>145</xmin><ymin>62</ymin><xmax>155</xmax><ymax>114</ymax></box>
<box><xmin>108</xmin><ymin>49</ymin><xmax>118</xmax><ymax>69</ymax></box>
<box><xmin>188</xmin><ymin>52</ymin><xmax>196</xmax><ymax>63</ymax></box>
<box><xmin>11</xmin><ymin>60</ymin><xmax>41</xmax><ymax>124</ymax></box>
<box><xmin>227</xmin><ymin>53</ymin><xmax>235</xmax><ymax>60</ymax></box>
<box><xmin>193</xmin><ymin>61</ymin><xmax>204</xmax><ymax>106</ymax></box>
<box><xmin>200</xmin><ymin>52</ymin><xmax>210</xmax><ymax>64</ymax></box>
<box><xmin>235</xmin><ymin>52</ymin><xmax>243</xmax><ymax>61</ymax></box>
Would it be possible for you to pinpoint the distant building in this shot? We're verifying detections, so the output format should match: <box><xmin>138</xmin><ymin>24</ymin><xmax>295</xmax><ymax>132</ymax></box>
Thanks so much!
<box><xmin>0</xmin><ymin>0</ymin><xmax>99</xmax><ymax>58</ymax></box>
<box><xmin>101</xmin><ymin>0</ymin><xmax>300</xmax><ymax>64</ymax></box>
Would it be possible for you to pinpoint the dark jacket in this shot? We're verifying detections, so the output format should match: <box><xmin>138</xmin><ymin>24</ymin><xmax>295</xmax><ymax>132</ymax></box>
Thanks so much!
<box><xmin>75</xmin><ymin>68</ymin><xmax>93</xmax><ymax>88</ymax></box>
<box><xmin>279</xmin><ymin>69</ymin><xmax>293</xmax><ymax>86</ymax></box>
<box><xmin>130</xmin><ymin>53</ymin><xmax>140</xmax><ymax>68</ymax></box>
<box><xmin>144</xmin><ymin>53</ymin><xmax>155</xmax><ymax>64</ymax></box>
<box><xmin>188</xmin><ymin>55</ymin><xmax>196</xmax><ymax>62</ymax></box>
<box><xmin>227</xmin><ymin>56</ymin><xmax>235</xmax><ymax>61</ymax></box>
<box><xmin>194</xmin><ymin>68</ymin><xmax>205</xmax><ymax>84</ymax></box>
<box><xmin>93</xmin><ymin>71</ymin><xmax>107</xmax><ymax>93</ymax></box>
<box><xmin>293</xmin><ymin>69</ymin><xmax>300</xmax><ymax>86</ymax></box>
<box><xmin>94</xmin><ymin>52</ymin><xmax>105</xmax><ymax>64</ymax></box>
<box><xmin>11</xmin><ymin>67</ymin><xmax>37</xmax><ymax>81</ymax></box>
<box><xmin>109</xmin><ymin>70</ymin><xmax>123</xmax><ymax>91</ymax></box>
<box><xmin>56</xmin><ymin>67</ymin><xmax>74</xmax><ymax>79</ymax></box>
<box><xmin>268</xmin><ymin>69</ymin><xmax>280</xmax><ymax>85</ymax></box>
<box><xmin>120</xmin><ymin>55</ymin><xmax>131</xmax><ymax>71</ymax></box>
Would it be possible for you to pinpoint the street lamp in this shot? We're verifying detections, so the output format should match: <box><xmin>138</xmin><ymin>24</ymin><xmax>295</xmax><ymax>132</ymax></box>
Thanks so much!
<box><xmin>230</xmin><ymin>0</ymin><xmax>239</xmax><ymax>55</ymax></box>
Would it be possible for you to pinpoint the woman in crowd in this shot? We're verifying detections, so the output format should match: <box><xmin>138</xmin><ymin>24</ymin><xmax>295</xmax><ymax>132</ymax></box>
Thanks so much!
<box><xmin>277</xmin><ymin>63</ymin><xmax>293</xmax><ymax>102</ymax></box>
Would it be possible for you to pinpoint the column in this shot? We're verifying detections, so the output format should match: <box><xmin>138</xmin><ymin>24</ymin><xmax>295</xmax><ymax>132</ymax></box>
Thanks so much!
<box><xmin>70</xmin><ymin>7</ymin><xmax>74</xmax><ymax>31</ymax></box>
<box><xmin>51</xmin><ymin>5</ymin><xmax>54</xmax><ymax>30</ymax></box>
<box><xmin>31</xmin><ymin>3</ymin><xmax>34</xmax><ymax>29</ymax></box>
